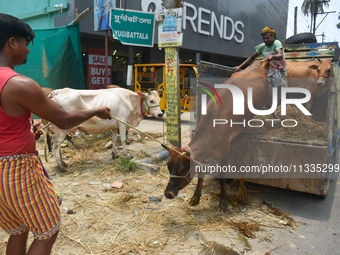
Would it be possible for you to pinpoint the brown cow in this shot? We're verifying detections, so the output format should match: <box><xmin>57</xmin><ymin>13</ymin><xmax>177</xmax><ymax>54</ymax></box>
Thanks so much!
<box><xmin>286</xmin><ymin>59</ymin><xmax>332</xmax><ymax>111</ymax></box>
<box><xmin>162</xmin><ymin>59</ymin><xmax>270</xmax><ymax>211</ymax></box>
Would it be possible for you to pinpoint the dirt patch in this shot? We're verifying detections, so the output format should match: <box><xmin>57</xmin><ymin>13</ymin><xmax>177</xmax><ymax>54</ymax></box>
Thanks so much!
<box><xmin>0</xmin><ymin>133</ymin><xmax>297</xmax><ymax>255</ymax></box>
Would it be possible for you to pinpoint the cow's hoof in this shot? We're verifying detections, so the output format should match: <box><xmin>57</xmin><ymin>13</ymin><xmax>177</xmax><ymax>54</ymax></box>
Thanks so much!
<box><xmin>219</xmin><ymin>199</ymin><xmax>228</xmax><ymax>212</ymax></box>
<box><xmin>189</xmin><ymin>195</ymin><xmax>200</xmax><ymax>206</ymax></box>
<box><xmin>111</xmin><ymin>152</ymin><xmax>119</xmax><ymax>159</ymax></box>
<box><xmin>58</xmin><ymin>167</ymin><xmax>67</xmax><ymax>173</ymax></box>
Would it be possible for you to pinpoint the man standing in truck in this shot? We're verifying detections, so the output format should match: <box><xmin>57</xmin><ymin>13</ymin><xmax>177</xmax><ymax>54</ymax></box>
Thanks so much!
<box><xmin>235</xmin><ymin>26</ymin><xmax>287</xmax><ymax>91</ymax></box>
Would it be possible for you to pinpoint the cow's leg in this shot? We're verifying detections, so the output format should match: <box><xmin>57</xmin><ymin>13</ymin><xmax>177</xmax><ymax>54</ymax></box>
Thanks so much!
<box><xmin>52</xmin><ymin>129</ymin><xmax>69</xmax><ymax>171</ymax></box>
<box><xmin>125</xmin><ymin>128</ymin><xmax>130</xmax><ymax>145</ymax></box>
<box><xmin>218</xmin><ymin>153</ymin><xmax>229</xmax><ymax>211</ymax></box>
<box><xmin>189</xmin><ymin>177</ymin><xmax>204</xmax><ymax>206</ymax></box>
<box><xmin>118</xmin><ymin>124</ymin><xmax>131</xmax><ymax>158</ymax></box>
<box><xmin>111</xmin><ymin>129</ymin><xmax>119</xmax><ymax>159</ymax></box>
<box><xmin>306</xmin><ymin>97</ymin><xmax>313</xmax><ymax>112</ymax></box>
<box><xmin>46</xmin><ymin>131</ymin><xmax>52</xmax><ymax>153</ymax></box>
<box><xmin>119</xmin><ymin>124</ymin><xmax>127</xmax><ymax>155</ymax></box>
<box><xmin>218</xmin><ymin>178</ymin><xmax>228</xmax><ymax>212</ymax></box>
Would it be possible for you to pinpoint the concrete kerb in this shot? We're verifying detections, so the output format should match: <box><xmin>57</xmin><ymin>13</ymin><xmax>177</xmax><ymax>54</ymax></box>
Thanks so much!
<box><xmin>133</xmin><ymin>149</ymin><xmax>170</xmax><ymax>173</ymax></box>
<box><xmin>133</xmin><ymin>149</ymin><xmax>170</xmax><ymax>164</ymax></box>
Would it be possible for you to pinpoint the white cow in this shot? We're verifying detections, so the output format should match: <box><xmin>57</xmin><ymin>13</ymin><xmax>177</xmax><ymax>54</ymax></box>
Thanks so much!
<box><xmin>48</xmin><ymin>87</ymin><xmax>163</xmax><ymax>171</ymax></box>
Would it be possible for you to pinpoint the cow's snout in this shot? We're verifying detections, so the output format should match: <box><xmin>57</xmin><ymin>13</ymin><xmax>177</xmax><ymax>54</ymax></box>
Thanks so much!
<box><xmin>164</xmin><ymin>190</ymin><xmax>177</xmax><ymax>199</ymax></box>
<box><xmin>316</xmin><ymin>81</ymin><xmax>324</xmax><ymax>86</ymax></box>
<box><xmin>157</xmin><ymin>112</ymin><xmax>164</xmax><ymax>118</ymax></box>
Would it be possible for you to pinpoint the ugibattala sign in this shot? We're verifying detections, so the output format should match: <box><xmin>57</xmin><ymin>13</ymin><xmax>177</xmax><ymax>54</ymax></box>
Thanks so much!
<box><xmin>110</xmin><ymin>8</ymin><xmax>155</xmax><ymax>47</ymax></box>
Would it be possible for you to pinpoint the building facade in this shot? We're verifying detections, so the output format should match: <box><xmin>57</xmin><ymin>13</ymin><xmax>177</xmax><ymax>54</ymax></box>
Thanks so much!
<box><xmin>1</xmin><ymin>0</ymin><xmax>289</xmax><ymax>88</ymax></box>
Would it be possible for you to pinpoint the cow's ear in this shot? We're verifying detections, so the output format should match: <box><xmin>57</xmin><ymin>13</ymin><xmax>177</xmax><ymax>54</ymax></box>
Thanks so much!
<box><xmin>158</xmin><ymin>89</ymin><xmax>163</xmax><ymax>93</ymax></box>
<box><xmin>309</xmin><ymin>65</ymin><xmax>319</xmax><ymax>70</ymax></box>
<box><xmin>162</xmin><ymin>143</ymin><xmax>179</xmax><ymax>158</ymax></box>
<box><xmin>136</xmin><ymin>91</ymin><xmax>146</xmax><ymax>98</ymax></box>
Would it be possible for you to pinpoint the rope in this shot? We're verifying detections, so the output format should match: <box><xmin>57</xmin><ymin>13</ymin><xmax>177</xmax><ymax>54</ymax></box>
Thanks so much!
<box><xmin>36</xmin><ymin>122</ymin><xmax>52</xmax><ymax>162</ymax></box>
<box><xmin>109</xmin><ymin>114</ymin><xmax>190</xmax><ymax>159</ymax></box>
<box><xmin>35</xmin><ymin>115</ymin><xmax>192</xmax><ymax>162</ymax></box>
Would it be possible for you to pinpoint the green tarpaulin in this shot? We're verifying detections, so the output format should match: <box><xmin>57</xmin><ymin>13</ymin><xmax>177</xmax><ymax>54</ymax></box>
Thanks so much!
<box><xmin>15</xmin><ymin>23</ymin><xmax>84</xmax><ymax>89</ymax></box>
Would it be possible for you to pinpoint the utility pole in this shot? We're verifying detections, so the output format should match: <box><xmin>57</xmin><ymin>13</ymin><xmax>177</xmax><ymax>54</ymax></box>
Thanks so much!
<box><xmin>316</xmin><ymin>32</ymin><xmax>325</xmax><ymax>42</ymax></box>
<box><xmin>310</xmin><ymin>3</ymin><xmax>313</xmax><ymax>33</ymax></box>
<box><xmin>162</xmin><ymin>0</ymin><xmax>182</xmax><ymax>148</ymax></box>
<box><xmin>313</xmin><ymin>0</ymin><xmax>318</xmax><ymax>35</ymax></box>
<box><xmin>126</xmin><ymin>46</ymin><xmax>133</xmax><ymax>90</ymax></box>
<box><xmin>312</xmin><ymin>0</ymin><xmax>333</xmax><ymax>35</ymax></box>
<box><xmin>294</xmin><ymin>6</ymin><xmax>298</xmax><ymax>35</ymax></box>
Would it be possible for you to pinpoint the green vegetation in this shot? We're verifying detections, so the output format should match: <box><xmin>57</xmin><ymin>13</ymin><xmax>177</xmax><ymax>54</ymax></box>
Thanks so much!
<box><xmin>114</xmin><ymin>155</ymin><xmax>138</xmax><ymax>173</ymax></box>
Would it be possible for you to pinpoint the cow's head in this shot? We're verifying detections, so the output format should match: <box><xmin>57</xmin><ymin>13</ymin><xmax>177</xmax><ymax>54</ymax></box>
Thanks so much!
<box><xmin>309</xmin><ymin>59</ymin><xmax>332</xmax><ymax>87</ymax></box>
<box><xmin>162</xmin><ymin>143</ymin><xmax>193</xmax><ymax>199</ymax></box>
<box><xmin>137</xmin><ymin>89</ymin><xmax>163</xmax><ymax>119</ymax></box>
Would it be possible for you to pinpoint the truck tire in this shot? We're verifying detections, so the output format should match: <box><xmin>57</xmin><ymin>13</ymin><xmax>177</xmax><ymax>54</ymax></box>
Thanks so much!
<box><xmin>285</xmin><ymin>33</ymin><xmax>317</xmax><ymax>45</ymax></box>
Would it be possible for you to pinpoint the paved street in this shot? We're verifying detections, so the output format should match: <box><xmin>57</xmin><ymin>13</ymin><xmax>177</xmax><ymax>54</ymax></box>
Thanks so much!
<box><xmin>253</xmin><ymin>176</ymin><xmax>339</xmax><ymax>254</ymax></box>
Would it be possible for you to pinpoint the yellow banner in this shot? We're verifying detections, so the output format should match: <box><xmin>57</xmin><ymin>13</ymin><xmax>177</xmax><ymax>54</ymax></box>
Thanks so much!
<box><xmin>165</xmin><ymin>47</ymin><xmax>180</xmax><ymax>145</ymax></box>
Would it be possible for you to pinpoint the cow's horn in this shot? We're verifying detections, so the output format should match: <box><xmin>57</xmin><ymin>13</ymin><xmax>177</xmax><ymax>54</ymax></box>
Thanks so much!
<box><xmin>162</xmin><ymin>142</ymin><xmax>174</xmax><ymax>151</ymax></box>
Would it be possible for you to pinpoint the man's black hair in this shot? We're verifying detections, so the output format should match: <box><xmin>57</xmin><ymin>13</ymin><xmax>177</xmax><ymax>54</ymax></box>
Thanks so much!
<box><xmin>0</xmin><ymin>13</ymin><xmax>35</xmax><ymax>51</ymax></box>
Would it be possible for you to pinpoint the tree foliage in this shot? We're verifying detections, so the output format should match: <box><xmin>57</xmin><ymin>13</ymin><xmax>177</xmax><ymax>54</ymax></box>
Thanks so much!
<box><xmin>301</xmin><ymin>0</ymin><xmax>330</xmax><ymax>16</ymax></box>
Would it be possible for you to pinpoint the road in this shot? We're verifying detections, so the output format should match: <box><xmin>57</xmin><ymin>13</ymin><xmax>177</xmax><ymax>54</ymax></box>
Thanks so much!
<box><xmin>256</xmin><ymin>177</ymin><xmax>340</xmax><ymax>254</ymax></box>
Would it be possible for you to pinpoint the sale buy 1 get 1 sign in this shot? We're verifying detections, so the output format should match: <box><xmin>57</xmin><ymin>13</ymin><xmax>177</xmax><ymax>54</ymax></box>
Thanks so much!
<box><xmin>88</xmin><ymin>48</ymin><xmax>112</xmax><ymax>89</ymax></box>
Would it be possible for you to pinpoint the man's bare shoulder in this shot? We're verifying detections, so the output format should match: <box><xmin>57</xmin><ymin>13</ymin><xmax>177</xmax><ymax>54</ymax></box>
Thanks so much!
<box><xmin>7</xmin><ymin>75</ymin><xmax>38</xmax><ymax>88</ymax></box>
<box><xmin>5</xmin><ymin>75</ymin><xmax>43</xmax><ymax>96</ymax></box>
<box><xmin>4</xmin><ymin>74</ymin><xmax>46</xmax><ymax>104</ymax></box>
<box><xmin>1</xmin><ymin>75</ymin><xmax>42</xmax><ymax>116</ymax></box>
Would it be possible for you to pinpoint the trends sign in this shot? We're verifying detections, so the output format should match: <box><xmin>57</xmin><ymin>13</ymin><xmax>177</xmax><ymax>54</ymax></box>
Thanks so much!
<box><xmin>141</xmin><ymin>0</ymin><xmax>244</xmax><ymax>43</ymax></box>
<box><xmin>140</xmin><ymin>0</ymin><xmax>288</xmax><ymax>58</ymax></box>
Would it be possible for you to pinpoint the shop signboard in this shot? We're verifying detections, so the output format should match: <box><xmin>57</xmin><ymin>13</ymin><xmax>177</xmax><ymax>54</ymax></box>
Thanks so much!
<box><xmin>88</xmin><ymin>48</ymin><xmax>112</xmax><ymax>89</ymax></box>
<box><xmin>110</xmin><ymin>8</ymin><xmax>155</xmax><ymax>47</ymax></box>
